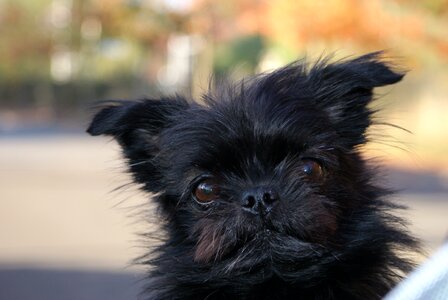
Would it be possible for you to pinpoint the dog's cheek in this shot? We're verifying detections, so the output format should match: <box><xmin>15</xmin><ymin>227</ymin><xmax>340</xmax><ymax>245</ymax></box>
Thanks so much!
<box><xmin>192</xmin><ymin>218</ymin><xmax>231</xmax><ymax>264</ymax></box>
<box><xmin>306</xmin><ymin>206</ymin><xmax>338</xmax><ymax>243</ymax></box>
<box><xmin>288</xmin><ymin>198</ymin><xmax>339</xmax><ymax>243</ymax></box>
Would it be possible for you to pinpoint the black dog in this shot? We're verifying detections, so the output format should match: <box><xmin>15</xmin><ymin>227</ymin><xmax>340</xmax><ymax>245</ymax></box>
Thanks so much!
<box><xmin>88</xmin><ymin>52</ymin><xmax>417</xmax><ymax>299</ymax></box>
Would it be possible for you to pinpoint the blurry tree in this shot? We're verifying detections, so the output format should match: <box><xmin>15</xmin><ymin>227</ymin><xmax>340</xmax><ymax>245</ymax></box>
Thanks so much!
<box><xmin>214</xmin><ymin>35</ymin><xmax>265</xmax><ymax>76</ymax></box>
<box><xmin>0</xmin><ymin>0</ymin><xmax>447</xmax><ymax>120</ymax></box>
<box><xmin>193</xmin><ymin>0</ymin><xmax>448</xmax><ymax>65</ymax></box>
<box><xmin>0</xmin><ymin>0</ymin><xmax>52</xmax><ymax>82</ymax></box>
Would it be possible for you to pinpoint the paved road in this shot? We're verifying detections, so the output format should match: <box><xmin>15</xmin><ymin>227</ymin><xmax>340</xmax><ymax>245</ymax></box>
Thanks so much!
<box><xmin>0</xmin><ymin>268</ymin><xmax>142</xmax><ymax>300</ymax></box>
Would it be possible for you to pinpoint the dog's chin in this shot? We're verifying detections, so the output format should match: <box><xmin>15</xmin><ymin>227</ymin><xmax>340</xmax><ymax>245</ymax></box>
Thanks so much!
<box><xmin>217</xmin><ymin>229</ymin><xmax>321</xmax><ymax>269</ymax></box>
<box><xmin>204</xmin><ymin>230</ymin><xmax>327</xmax><ymax>286</ymax></box>
<box><xmin>251</xmin><ymin>227</ymin><xmax>310</xmax><ymax>245</ymax></box>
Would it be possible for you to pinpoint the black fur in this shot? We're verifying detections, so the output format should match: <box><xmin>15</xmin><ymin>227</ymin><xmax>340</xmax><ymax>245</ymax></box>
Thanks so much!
<box><xmin>88</xmin><ymin>52</ymin><xmax>418</xmax><ymax>299</ymax></box>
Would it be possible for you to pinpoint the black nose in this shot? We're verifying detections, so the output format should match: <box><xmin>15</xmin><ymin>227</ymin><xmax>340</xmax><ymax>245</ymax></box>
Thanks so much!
<box><xmin>241</xmin><ymin>187</ymin><xmax>279</xmax><ymax>215</ymax></box>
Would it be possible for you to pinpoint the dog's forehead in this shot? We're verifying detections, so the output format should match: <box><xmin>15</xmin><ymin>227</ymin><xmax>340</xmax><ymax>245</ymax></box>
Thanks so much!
<box><xmin>201</xmin><ymin>98</ymin><xmax>331</xmax><ymax>141</ymax></box>
<box><xmin>170</xmin><ymin>97</ymin><xmax>335</xmax><ymax>149</ymax></box>
<box><xmin>161</xmin><ymin>99</ymin><xmax>337</xmax><ymax>174</ymax></box>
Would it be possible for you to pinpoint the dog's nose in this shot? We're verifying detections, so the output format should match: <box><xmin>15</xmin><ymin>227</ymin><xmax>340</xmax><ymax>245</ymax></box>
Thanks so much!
<box><xmin>241</xmin><ymin>187</ymin><xmax>279</xmax><ymax>215</ymax></box>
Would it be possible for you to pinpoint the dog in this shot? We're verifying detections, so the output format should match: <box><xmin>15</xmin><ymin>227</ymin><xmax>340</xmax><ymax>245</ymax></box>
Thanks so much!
<box><xmin>87</xmin><ymin>52</ymin><xmax>418</xmax><ymax>299</ymax></box>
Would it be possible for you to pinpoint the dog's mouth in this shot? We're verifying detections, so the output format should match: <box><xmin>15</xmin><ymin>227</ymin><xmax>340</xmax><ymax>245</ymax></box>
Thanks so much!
<box><xmin>227</xmin><ymin>228</ymin><xmax>316</xmax><ymax>260</ymax></box>
<box><xmin>193</xmin><ymin>212</ymin><xmax>334</xmax><ymax>268</ymax></box>
<box><xmin>255</xmin><ymin>219</ymin><xmax>323</xmax><ymax>246</ymax></box>
<box><xmin>206</xmin><ymin>228</ymin><xmax>326</xmax><ymax>283</ymax></box>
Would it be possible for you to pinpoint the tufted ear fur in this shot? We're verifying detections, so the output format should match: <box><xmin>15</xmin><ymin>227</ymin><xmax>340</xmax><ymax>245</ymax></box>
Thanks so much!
<box><xmin>308</xmin><ymin>52</ymin><xmax>405</xmax><ymax>147</ymax></box>
<box><xmin>87</xmin><ymin>97</ymin><xmax>189</xmax><ymax>192</ymax></box>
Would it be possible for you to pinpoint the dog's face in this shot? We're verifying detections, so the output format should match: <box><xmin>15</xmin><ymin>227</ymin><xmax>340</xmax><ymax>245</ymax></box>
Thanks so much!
<box><xmin>88</xmin><ymin>53</ymin><xmax>405</xmax><ymax>284</ymax></box>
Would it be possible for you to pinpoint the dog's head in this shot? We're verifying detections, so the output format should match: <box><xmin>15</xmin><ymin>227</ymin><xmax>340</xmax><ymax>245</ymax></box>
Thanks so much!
<box><xmin>88</xmin><ymin>52</ymin><xmax>407</xmax><ymax>283</ymax></box>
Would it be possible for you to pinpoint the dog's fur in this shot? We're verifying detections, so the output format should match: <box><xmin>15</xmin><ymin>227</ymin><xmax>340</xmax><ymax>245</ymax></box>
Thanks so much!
<box><xmin>88</xmin><ymin>52</ymin><xmax>417</xmax><ymax>300</ymax></box>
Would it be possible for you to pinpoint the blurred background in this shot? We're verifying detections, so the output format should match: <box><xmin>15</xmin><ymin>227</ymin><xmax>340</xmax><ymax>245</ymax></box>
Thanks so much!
<box><xmin>0</xmin><ymin>0</ymin><xmax>447</xmax><ymax>299</ymax></box>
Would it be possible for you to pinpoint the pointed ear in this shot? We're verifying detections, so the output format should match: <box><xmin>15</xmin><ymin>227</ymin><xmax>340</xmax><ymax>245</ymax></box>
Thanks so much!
<box><xmin>87</xmin><ymin>97</ymin><xmax>189</xmax><ymax>192</ymax></box>
<box><xmin>310</xmin><ymin>52</ymin><xmax>405</xmax><ymax>146</ymax></box>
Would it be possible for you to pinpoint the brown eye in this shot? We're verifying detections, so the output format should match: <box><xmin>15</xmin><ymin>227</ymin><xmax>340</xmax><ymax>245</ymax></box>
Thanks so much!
<box><xmin>301</xmin><ymin>159</ymin><xmax>324</xmax><ymax>181</ymax></box>
<box><xmin>194</xmin><ymin>178</ymin><xmax>220</xmax><ymax>204</ymax></box>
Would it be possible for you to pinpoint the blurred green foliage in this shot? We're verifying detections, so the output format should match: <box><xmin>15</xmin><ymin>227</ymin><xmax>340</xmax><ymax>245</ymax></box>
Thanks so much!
<box><xmin>0</xmin><ymin>0</ymin><xmax>447</xmax><ymax>117</ymax></box>
<box><xmin>214</xmin><ymin>35</ymin><xmax>265</xmax><ymax>76</ymax></box>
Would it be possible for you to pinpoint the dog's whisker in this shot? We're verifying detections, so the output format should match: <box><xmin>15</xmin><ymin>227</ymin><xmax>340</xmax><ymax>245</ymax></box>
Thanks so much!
<box><xmin>128</xmin><ymin>160</ymin><xmax>151</xmax><ymax>167</ymax></box>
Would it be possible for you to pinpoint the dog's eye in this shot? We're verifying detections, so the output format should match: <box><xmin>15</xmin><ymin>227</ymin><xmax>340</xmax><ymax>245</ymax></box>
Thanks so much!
<box><xmin>301</xmin><ymin>159</ymin><xmax>324</xmax><ymax>181</ymax></box>
<box><xmin>194</xmin><ymin>178</ymin><xmax>220</xmax><ymax>204</ymax></box>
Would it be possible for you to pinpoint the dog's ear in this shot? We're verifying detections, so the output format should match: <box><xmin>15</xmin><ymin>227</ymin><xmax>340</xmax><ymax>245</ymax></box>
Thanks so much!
<box><xmin>87</xmin><ymin>97</ymin><xmax>189</xmax><ymax>192</ymax></box>
<box><xmin>309</xmin><ymin>52</ymin><xmax>404</xmax><ymax>147</ymax></box>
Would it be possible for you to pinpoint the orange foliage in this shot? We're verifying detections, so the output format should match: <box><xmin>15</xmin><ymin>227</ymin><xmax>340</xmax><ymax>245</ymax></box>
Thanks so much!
<box><xmin>193</xmin><ymin>0</ymin><xmax>447</xmax><ymax>59</ymax></box>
